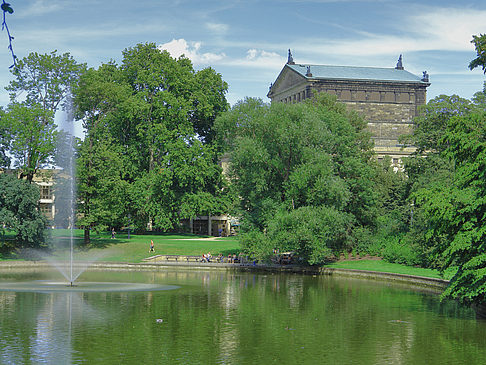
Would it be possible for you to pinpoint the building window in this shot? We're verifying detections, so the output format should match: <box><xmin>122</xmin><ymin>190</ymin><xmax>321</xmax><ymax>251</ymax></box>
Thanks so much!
<box><xmin>40</xmin><ymin>186</ymin><xmax>52</xmax><ymax>200</ymax></box>
<box><xmin>40</xmin><ymin>203</ymin><xmax>53</xmax><ymax>219</ymax></box>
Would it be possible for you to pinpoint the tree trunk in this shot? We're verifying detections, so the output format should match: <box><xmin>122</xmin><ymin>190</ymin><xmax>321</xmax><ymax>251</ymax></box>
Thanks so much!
<box><xmin>84</xmin><ymin>228</ymin><xmax>90</xmax><ymax>245</ymax></box>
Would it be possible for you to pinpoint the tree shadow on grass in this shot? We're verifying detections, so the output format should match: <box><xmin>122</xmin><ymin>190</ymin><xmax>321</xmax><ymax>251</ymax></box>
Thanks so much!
<box><xmin>85</xmin><ymin>238</ymin><xmax>128</xmax><ymax>249</ymax></box>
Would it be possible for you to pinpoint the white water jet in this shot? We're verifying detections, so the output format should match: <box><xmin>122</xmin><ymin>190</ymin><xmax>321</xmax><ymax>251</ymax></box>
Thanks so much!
<box><xmin>50</xmin><ymin>93</ymin><xmax>84</xmax><ymax>286</ymax></box>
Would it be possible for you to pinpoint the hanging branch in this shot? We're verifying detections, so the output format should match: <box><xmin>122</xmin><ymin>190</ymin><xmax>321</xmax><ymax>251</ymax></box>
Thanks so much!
<box><xmin>1</xmin><ymin>1</ymin><xmax>16</xmax><ymax>68</ymax></box>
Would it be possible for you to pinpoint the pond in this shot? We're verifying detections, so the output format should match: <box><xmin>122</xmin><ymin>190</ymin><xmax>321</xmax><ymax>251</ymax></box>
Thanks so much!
<box><xmin>0</xmin><ymin>267</ymin><xmax>485</xmax><ymax>364</ymax></box>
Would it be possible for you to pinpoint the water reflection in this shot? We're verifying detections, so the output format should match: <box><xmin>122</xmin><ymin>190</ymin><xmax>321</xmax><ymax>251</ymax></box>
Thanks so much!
<box><xmin>0</xmin><ymin>269</ymin><xmax>485</xmax><ymax>364</ymax></box>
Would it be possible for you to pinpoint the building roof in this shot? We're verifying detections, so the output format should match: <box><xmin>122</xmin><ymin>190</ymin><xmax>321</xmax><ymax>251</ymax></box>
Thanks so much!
<box><xmin>287</xmin><ymin>63</ymin><xmax>427</xmax><ymax>84</ymax></box>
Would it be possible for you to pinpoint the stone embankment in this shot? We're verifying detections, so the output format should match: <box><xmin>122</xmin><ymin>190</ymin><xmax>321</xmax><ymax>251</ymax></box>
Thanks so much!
<box><xmin>0</xmin><ymin>259</ymin><xmax>449</xmax><ymax>291</ymax></box>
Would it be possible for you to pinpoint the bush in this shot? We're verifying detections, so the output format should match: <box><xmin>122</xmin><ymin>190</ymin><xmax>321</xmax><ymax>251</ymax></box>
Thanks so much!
<box><xmin>382</xmin><ymin>237</ymin><xmax>422</xmax><ymax>266</ymax></box>
<box><xmin>352</xmin><ymin>226</ymin><xmax>374</xmax><ymax>255</ymax></box>
<box><xmin>239</xmin><ymin>229</ymin><xmax>273</xmax><ymax>262</ymax></box>
<box><xmin>266</xmin><ymin>206</ymin><xmax>354</xmax><ymax>265</ymax></box>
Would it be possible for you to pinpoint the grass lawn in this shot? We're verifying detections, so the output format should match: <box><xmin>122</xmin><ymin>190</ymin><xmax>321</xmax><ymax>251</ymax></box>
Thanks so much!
<box><xmin>45</xmin><ymin>229</ymin><xmax>241</xmax><ymax>263</ymax></box>
<box><xmin>3</xmin><ymin>229</ymin><xmax>457</xmax><ymax>281</ymax></box>
<box><xmin>324</xmin><ymin>260</ymin><xmax>456</xmax><ymax>280</ymax></box>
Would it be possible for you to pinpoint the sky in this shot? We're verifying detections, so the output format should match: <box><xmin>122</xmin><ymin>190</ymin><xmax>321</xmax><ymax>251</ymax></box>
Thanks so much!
<box><xmin>0</xmin><ymin>0</ymin><xmax>485</xmax><ymax>110</ymax></box>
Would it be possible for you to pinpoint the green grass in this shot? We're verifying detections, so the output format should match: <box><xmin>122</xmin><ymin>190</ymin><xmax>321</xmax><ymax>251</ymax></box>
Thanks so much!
<box><xmin>324</xmin><ymin>260</ymin><xmax>455</xmax><ymax>280</ymax></box>
<box><xmin>4</xmin><ymin>229</ymin><xmax>457</xmax><ymax>281</ymax></box>
<box><xmin>46</xmin><ymin>230</ymin><xmax>241</xmax><ymax>263</ymax></box>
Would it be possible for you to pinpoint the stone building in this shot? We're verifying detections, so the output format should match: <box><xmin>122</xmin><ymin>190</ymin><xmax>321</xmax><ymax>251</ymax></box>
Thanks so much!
<box><xmin>267</xmin><ymin>51</ymin><xmax>430</xmax><ymax>164</ymax></box>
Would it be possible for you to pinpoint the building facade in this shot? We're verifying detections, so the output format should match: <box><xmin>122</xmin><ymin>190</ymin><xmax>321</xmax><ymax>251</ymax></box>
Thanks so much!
<box><xmin>267</xmin><ymin>51</ymin><xmax>430</xmax><ymax>164</ymax></box>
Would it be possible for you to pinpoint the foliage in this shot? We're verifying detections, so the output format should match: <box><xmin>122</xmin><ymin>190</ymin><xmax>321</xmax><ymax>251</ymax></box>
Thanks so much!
<box><xmin>215</xmin><ymin>93</ymin><xmax>379</xmax><ymax>263</ymax></box>
<box><xmin>469</xmin><ymin>34</ymin><xmax>486</xmax><ymax>74</ymax></box>
<box><xmin>393</xmin><ymin>94</ymin><xmax>477</xmax><ymax>270</ymax></box>
<box><xmin>1</xmin><ymin>50</ymin><xmax>85</xmax><ymax>182</ymax></box>
<box><xmin>6</xmin><ymin>50</ymin><xmax>86</xmax><ymax>112</ymax></box>
<box><xmin>381</xmin><ymin>236</ymin><xmax>422</xmax><ymax>266</ymax></box>
<box><xmin>0</xmin><ymin>115</ymin><xmax>10</xmax><ymax>168</ymax></box>
<box><xmin>0</xmin><ymin>173</ymin><xmax>47</xmax><ymax>249</ymax></box>
<box><xmin>412</xmin><ymin>111</ymin><xmax>486</xmax><ymax>305</ymax></box>
<box><xmin>76</xmin><ymin>132</ymin><xmax>130</xmax><ymax>239</ymax></box>
<box><xmin>0</xmin><ymin>102</ymin><xmax>56</xmax><ymax>182</ymax></box>
<box><xmin>266</xmin><ymin>206</ymin><xmax>354</xmax><ymax>264</ymax></box>
<box><xmin>403</xmin><ymin>94</ymin><xmax>474</xmax><ymax>153</ymax></box>
<box><xmin>73</xmin><ymin>43</ymin><xmax>231</xmax><ymax>237</ymax></box>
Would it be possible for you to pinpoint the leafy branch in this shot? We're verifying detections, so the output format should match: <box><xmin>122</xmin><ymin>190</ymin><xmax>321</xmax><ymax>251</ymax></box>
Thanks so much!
<box><xmin>1</xmin><ymin>1</ymin><xmax>16</xmax><ymax>68</ymax></box>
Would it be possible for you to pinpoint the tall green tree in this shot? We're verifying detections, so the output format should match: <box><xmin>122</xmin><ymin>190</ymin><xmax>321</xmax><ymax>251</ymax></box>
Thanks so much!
<box><xmin>215</xmin><ymin>93</ymin><xmax>378</xmax><ymax>263</ymax></box>
<box><xmin>74</xmin><ymin>43</ymin><xmax>231</xmax><ymax>236</ymax></box>
<box><xmin>0</xmin><ymin>102</ymin><xmax>56</xmax><ymax>182</ymax></box>
<box><xmin>76</xmin><ymin>131</ymin><xmax>129</xmax><ymax>243</ymax></box>
<box><xmin>414</xmin><ymin>111</ymin><xmax>486</xmax><ymax>305</ymax></box>
<box><xmin>6</xmin><ymin>50</ymin><xmax>86</xmax><ymax>114</ymax></box>
<box><xmin>2</xmin><ymin>50</ymin><xmax>85</xmax><ymax>182</ymax></box>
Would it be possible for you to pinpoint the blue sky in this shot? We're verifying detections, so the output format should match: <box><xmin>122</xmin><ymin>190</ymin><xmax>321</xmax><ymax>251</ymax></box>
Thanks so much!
<box><xmin>1</xmin><ymin>0</ymin><xmax>485</xmax><ymax>108</ymax></box>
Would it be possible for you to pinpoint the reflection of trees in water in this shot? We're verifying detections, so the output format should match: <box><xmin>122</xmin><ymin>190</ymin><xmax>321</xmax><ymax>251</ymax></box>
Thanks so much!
<box><xmin>0</xmin><ymin>270</ymin><xmax>484</xmax><ymax>364</ymax></box>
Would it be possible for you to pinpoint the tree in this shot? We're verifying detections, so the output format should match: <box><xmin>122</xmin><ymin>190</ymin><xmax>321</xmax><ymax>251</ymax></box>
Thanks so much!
<box><xmin>2</xmin><ymin>51</ymin><xmax>85</xmax><ymax>182</ymax></box>
<box><xmin>0</xmin><ymin>173</ymin><xmax>47</xmax><ymax>250</ymax></box>
<box><xmin>0</xmin><ymin>102</ymin><xmax>56</xmax><ymax>182</ymax></box>
<box><xmin>413</xmin><ymin>111</ymin><xmax>486</xmax><ymax>305</ymax></box>
<box><xmin>397</xmin><ymin>92</ymin><xmax>486</xmax><ymax>269</ymax></box>
<box><xmin>0</xmin><ymin>112</ymin><xmax>10</xmax><ymax>168</ymax></box>
<box><xmin>469</xmin><ymin>34</ymin><xmax>486</xmax><ymax>74</ymax></box>
<box><xmin>76</xmin><ymin>131</ymin><xmax>129</xmax><ymax>244</ymax></box>
<box><xmin>6</xmin><ymin>50</ymin><xmax>86</xmax><ymax>115</ymax></box>
<box><xmin>215</xmin><ymin>93</ymin><xmax>379</xmax><ymax>263</ymax></box>
<box><xmin>404</xmin><ymin>95</ymin><xmax>474</xmax><ymax>154</ymax></box>
<box><xmin>73</xmin><ymin>43</ymin><xmax>231</xmax><ymax>236</ymax></box>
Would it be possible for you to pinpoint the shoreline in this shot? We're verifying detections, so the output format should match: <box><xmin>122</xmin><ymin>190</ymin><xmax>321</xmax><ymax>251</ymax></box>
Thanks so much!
<box><xmin>0</xmin><ymin>260</ymin><xmax>448</xmax><ymax>291</ymax></box>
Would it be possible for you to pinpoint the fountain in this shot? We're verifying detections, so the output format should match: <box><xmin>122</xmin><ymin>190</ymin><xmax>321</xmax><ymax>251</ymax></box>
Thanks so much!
<box><xmin>52</xmin><ymin>93</ymin><xmax>80</xmax><ymax>287</ymax></box>
<box><xmin>2</xmin><ymin>95</ymin><xmax>177</xmax><ymax>294</ymax></box>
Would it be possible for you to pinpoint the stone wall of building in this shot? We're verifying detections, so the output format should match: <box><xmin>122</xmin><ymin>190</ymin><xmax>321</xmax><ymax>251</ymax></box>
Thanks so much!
<box><xmin>271</xmin><ymin>76</ymin><xmax>428</xmax><ymax>165</ymax></box>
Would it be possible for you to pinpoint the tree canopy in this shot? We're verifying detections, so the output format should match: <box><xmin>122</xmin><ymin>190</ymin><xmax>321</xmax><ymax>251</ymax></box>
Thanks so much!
<box><xmin>469</xmin><ymin>34</ymin><xmax>486</xmax><ymax>74</ymax></box>
<box><xmin>73</xmin><ymin>43</ymin><xmax>231</xmax><ymax>240</ymax></box>
<box><xmin>215</xmin><ymin>93</ymin><xmax>379</xmax><ymax>264</ymax></box>
<box><xmin>1</xmin><ymin>50</ymin><xmax>85</xmax><ymax>182</ymax></box>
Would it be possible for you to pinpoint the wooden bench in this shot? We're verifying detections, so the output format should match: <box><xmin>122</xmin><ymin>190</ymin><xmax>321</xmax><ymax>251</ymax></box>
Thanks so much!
<box><xmin>162</xmin><ymin>255</ymin><xmax>182</xmax><ymax>262</ymax></box>
<box><xmin>184</xmin><ymin>255</ymin><xmax>202</xmax><ymax>262</ymax></box>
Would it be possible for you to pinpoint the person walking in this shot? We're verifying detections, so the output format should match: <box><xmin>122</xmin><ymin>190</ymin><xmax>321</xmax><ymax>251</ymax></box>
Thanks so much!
<box><xmin>149</xmin><ymin>240</ymin><xmax>155</xmax><ymax>252</ymax></box>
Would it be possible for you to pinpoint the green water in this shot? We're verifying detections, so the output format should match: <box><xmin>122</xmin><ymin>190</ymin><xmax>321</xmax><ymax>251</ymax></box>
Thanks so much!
<box><xmin>0</xmin><ymin>268</ymin><xmax>485</xmax><ymax>364</ymax></box>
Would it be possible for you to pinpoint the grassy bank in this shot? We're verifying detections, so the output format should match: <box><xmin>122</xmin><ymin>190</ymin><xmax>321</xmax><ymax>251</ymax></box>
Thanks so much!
<box><xmin>4</xmin><ymin>229</ymin><xmax>454</xmax><ymax>280</ymax></box>
<box><xmin>324</xmin><ymin>260</ymin><xmax>454</xmax><ymax>280</ymax></box>
<box><xmin>39</xmin><ymin>229</ymin><xmax>241</xmax><ymax>263</ymax></box>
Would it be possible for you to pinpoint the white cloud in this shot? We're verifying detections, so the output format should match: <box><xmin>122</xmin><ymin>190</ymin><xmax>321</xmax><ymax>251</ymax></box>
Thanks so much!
<box><xmin>158</xmin><ymin>39</ymin><xmax>226</xmax><ymax>65</ymax></box>
<box><xmin>304</xmin><ymin>7</ymin><xmax>486</xmax><ymax>59</ymax></box>
<box><xmin>205</xmin><ymin>22</ymin><xmax>229</xmax><ymax>34</ymax></box>
<box><xmin>409</xmin><ymin>8</ymin><xmax>486</xmax><ymax>51</ymax></box>
<box><xmin>229</xmin><ymin>49</ymin><xmax>286</xmax><ymax>69</ymax></box>
<box><xmin>19</xmin><ymin>0</ymin><xmax>65</xmax><ymax>17</ymax></box>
